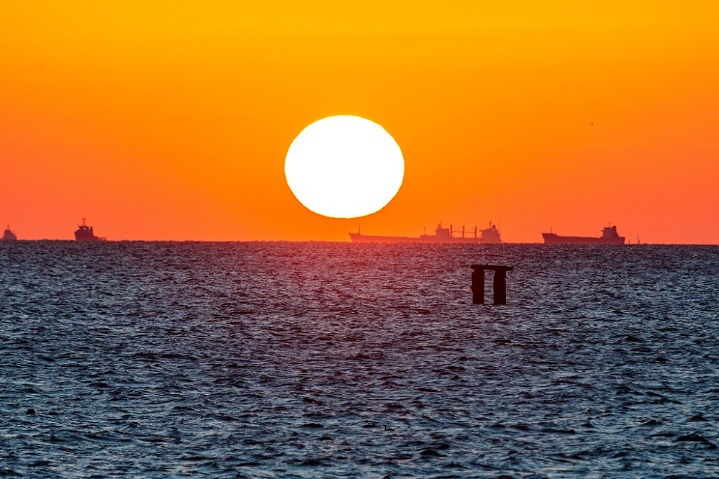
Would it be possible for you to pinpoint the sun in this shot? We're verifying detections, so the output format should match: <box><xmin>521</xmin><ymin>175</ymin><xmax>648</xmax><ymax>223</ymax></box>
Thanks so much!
<box><xmin>285</xmin><ymin>115</ymin><xmax>404</xmax><ymax>218</ymax></box>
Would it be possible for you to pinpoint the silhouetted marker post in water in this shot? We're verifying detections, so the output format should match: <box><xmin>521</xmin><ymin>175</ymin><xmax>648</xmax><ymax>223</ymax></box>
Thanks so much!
<box><xmin>471</xmin><ymin>264</ymin><xmax>513</xmax><ymax>305</ymax></box>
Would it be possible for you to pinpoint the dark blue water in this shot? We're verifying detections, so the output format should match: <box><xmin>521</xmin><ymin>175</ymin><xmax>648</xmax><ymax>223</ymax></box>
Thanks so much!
<box><xmin>1</xmin><ymin>242</ymin><xmax>718</xmax><ymax>478</ymax></box>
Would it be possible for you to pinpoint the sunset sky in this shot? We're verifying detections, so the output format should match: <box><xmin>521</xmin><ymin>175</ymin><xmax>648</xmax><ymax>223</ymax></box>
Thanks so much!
<box><xmin>2</xmin><ymin>1</ymin><xmax>718</xmax><ymax>243</ymax></box>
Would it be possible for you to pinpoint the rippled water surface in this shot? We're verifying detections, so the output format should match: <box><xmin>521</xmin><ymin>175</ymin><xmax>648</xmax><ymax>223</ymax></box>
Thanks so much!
<box><xmin>1</xmin><ymin>242</ymin><xmax>718</xmax><ymax>478</ymax></box>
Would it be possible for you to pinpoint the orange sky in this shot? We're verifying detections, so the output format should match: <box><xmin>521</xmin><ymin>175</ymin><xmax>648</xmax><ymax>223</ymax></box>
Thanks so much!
<box><xmin>2</xmin><ymin>1</ymin><xmax>718</xmax><ymax>243</ymax></box>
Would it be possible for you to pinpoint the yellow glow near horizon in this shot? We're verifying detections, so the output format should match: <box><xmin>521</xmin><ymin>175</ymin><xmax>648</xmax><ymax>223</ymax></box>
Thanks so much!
<box><xmin>284</xmin><ymin>116</ymin><xmax>405</xmax><ymax>219</ymax></box>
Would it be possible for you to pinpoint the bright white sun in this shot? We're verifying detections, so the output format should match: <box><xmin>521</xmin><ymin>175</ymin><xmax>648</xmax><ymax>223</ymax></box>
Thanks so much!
<box><xmin>285</xmin><ymin>115</ymin><xmax>404</xmax><ymax>218</ymax></box>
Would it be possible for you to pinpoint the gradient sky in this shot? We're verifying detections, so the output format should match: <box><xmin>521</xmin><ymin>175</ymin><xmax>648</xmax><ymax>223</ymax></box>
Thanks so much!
<box><xmin>2</xmin><ymin>1</ymin><xmax>718</xmax><ymax>243</ymax></box>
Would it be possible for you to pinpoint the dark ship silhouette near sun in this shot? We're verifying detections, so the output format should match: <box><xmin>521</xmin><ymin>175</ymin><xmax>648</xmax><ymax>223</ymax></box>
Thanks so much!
<box><xmin>350</xmin><ymin>222</ymin><xmax>502</xmax><ymax>244</ymax></box>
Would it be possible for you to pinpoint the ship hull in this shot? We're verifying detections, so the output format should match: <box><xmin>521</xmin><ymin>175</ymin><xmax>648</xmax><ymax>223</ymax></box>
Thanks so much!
<box><xmin>74</xmin><ymin>234</ymin><xmax>104</xmax><ymax>241</ymax></box>
<box><xmin>349</xmin><ymin>233</ymin><xmax>500</xmax><ymax>244</ymax></box>
<box><xmin>542</xmin><ymin>233</ymin><xmax>625</xmax><ymax>245</ymax></box>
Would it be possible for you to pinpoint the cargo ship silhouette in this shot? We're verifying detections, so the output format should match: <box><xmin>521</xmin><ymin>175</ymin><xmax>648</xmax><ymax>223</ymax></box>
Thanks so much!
<box><xmin>349</xmin><ymin>222</ymin><xmax>502</xmax><ymax>243</ymax></box>
<box><xmin>542</xmin><ymin>225</ymin><xmax>625</xmax><ymax>245</ymax></box>
<box><xmin>74</xmin><ymin>218</ymin><xmax>105</xmax><ymax>241</ymax></box>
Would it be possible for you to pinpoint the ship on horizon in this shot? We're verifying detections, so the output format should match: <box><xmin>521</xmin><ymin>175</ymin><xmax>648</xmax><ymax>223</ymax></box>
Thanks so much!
<box><xmin>349</xmin><ymin>222</ymin><xmax>502</xmax><ymax>244</ymax></box>
<box><xmin>542</xmin><ymin>225</ymin><xmax>625</xmax><ymax>245</ymax></box>
<box><xmin>2</xmin><ymin>225</ymin><xmax>17</xmax><ymax>241</ymax></box>
<box><xmin>74</xmin><ymin>218</ymin><xmax>105</xmax><ymax>241</ymax></box>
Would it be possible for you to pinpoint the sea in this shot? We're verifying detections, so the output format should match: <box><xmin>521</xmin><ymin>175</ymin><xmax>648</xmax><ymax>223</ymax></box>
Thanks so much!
<box><xmin>1</xmin><ymin>241</ymin><xmax>717</xmax><ymax>478</ymax></box>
